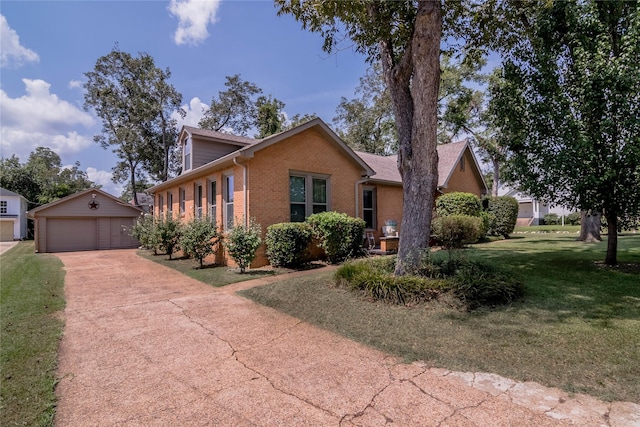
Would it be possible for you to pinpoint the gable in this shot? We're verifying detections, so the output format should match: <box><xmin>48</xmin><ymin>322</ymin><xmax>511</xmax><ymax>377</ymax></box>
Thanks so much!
<box><xmin>29</xmin><ymin>189</ymin><xmax>142</xmax><ymax>218</ymax></box>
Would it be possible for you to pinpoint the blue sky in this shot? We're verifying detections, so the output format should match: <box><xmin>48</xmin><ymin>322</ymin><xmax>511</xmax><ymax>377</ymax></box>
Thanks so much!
<box><xmin>1</xmin><ymin>0</ymin><xmax>369</xmax><ymax>196</ymax></box>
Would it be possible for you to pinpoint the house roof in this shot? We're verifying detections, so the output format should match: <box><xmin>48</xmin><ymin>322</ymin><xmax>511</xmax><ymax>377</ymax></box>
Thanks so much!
<box><xmin>182</xmin><ymin>126</ymin><xmax>258</xmax><ymax>146</ymax></box>
<box><xmin>356</xmin><ymin>140</ymin><xmax>479</xmax><ymax>188</ymax></box>
<box><xmin>0</xmin><ymin>187</ymin><xmax>26</xmax><ymax>198</ymax></box>
<box><xmin>148</xmin><ymin>118</ymin><xmax>375</xmax><ymax>193</ymax></box>
<box><xmin>27</xmin><ymin>188</ymin><xmax>143</xmax><ymax>218</ymax></box>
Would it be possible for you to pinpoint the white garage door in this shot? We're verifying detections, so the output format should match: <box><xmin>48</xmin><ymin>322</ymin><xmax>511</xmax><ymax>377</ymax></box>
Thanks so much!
<box><xmin>47</xmin><ymin>219</ymin><xmax>97</xmax><ymax>252</ymax></box>
<box><xmin>0</xmin><ymin>221</ymin><xmax>13</xmax><ymax>241</ymax></box>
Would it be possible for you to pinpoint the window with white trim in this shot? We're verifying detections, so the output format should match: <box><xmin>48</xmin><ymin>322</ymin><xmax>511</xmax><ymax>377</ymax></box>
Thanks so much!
<box><xmin>158</xmin><ymin>194</ymin><xmax>164</xmax><ymax>215</ymax></box>
<box><xmin>0</xmin><ymin>201</ymin><xmax>7</xmax><ymax>214</ymax></box>
<box><xmin>167</xmin><ymin>192</ymin><xmax>173</xmax><ymax>215</ymax></box>
<box><xmin>362</xmin><ymin>187</ymin><xmax>376</xmax><ymax>229</ymax></box>
<box><xmin>289</xmin><ymin>173</ymin><xmax>329</xmax><ymax>222</ymax></box>
<box><xmin>183</xmin><ymin>136</ymin><xmax>192</xmax><ymax>171</ymax></box>
<box><xmin>224</xmin><ymin>175</ymin><xmax>234</xmax><ymax>230</ymax></box>
<box><xmin>179</xmin><ymin>188</ymin><xmax>186</xmax><ymax>215</ymax></box>
<box><xmin>195</xmin><ymin>183</ymin><xmax>203</xmax><ymax>218</ymax></box>
<box><xmin>208</xmin><ymin>180</ymin><xmax>217</xmax><ymax>224</ymax></box>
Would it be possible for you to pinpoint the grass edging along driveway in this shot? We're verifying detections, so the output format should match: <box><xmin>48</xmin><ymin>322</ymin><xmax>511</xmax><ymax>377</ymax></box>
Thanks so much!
<box><xmin>0</xmin><ymin>242</ymin><xmax>66</xmax><ymax>427</ymax></box>
<box><xmin>136</xmin><ymin>249</ymin><xmax>292</xmax><ymax>287</ymax></box>
<box><xmin>240</xmin><ymin>233</ymin><xmax>640</xmax><ymax>403</ymax></box>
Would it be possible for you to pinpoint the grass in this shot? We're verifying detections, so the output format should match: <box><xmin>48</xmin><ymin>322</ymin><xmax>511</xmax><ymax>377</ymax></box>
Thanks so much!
<box><xmin>137</xmin><ymin>249</ymin><xmax>290</xmax><ymax>287</ymax></box>
<box><xmin>0</xmin><ymin>242</ymin><xmax>66</xmax><ymax>427</ymax></box>
<box><xmin>240</xmin><ymin>233</ymin><xmax>640</xmax><ymax>403</ymax></box>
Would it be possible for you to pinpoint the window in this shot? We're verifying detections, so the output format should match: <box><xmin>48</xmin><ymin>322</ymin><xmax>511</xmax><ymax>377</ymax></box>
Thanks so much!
<box><xmin>362</xmin><ymin>188</ymin><xmax>376</xmax><ymax>229</ymax></box>
<box><xmin>208</xmin><ymin>180</ymin><xmax>217</xmax><ymax>224</ymax></box>
<box><xmin>289</xmin><ymin>173</ymin><xmax>329</xmax><ymax>222</ymax></box>
<box><xmin>460</xmin><ymin>155</ymin><xmax>466</xmax><ymax>171</ymax></box>
<box><xmin>195</xmin><ymin>184</ymin><xmax>203</xmax><ymax>218</ymax></box>
<box><xmin>167</xmin><ymin>192</ymin><xmax>173</xmax><ymax>214</ymax></box>
<box><xmin>183</xmin><ymin>136</ymin><xmax>192</xmax><ymax>171</ymax></box>
<box><xmin>179</xmin><ymin>188</ymin><xmax>186</xmax><ymax>214</ymax></box>
<box><xmin>0</xmin><ymin>201</ymin><xmax>7</xmax><ymax>214</ymax></box>
<box><xmin>224</xmin><ymin>175</ymin><xmax>234</xmax><ymax>230</ymax></box>
<box><xmin>158</xmin><ymin>194</ymin><xmax>164</xmax><ymax>215</ymax></box>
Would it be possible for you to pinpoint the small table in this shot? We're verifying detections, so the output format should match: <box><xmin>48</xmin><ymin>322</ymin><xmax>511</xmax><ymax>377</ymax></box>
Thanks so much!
<box><xmin>379</xmin><ymin>236</ymin><xmax>399</xmax><ymax>253</ymax></box>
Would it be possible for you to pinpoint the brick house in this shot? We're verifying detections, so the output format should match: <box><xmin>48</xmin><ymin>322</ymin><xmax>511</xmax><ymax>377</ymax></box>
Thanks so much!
<box><xmin>147</xmin><ymin>118</ymin><xmax>487</xmax><ymax>267</ymax></box>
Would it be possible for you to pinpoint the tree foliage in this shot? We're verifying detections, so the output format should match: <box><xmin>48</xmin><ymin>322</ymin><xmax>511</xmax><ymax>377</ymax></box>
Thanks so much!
<box><xmin>277</xmin><ymin>0</ymin><xmax>446</xmax><ymax>275</ymax></box>
<box><xmin>0</xmin><ymin>148</ymin><xmax>95</xmax><ymax>207</ymax></box>
<box><xmin>181</xmin><ymin>217</ymin><xmax>221</xmax><ymax>268</ymax></box>
<box><xmin>492</xmin><ymin>0</ymin><xmax>640</xmax><ymax>265</ymax></box>
<box><xmin>224</xmin><ymin>218</ymin><xmax>262</xmax><ymax>273</ymax></box>
<box><xmin>255</xmin><ymin>95</ymin><xmax>286</xmax><ymax>138</ymax></box>
<box><xmin>84</xmin><ymin>47</ymin><xmax>183</xmax><ymax>205</ymax></box>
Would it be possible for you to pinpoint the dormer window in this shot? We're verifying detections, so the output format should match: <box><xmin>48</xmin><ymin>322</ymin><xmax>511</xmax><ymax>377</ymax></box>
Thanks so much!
<box><xmin>183</xmin><ymin>136</ymin><xmax>192</xmax><ymax>171</ymax></box>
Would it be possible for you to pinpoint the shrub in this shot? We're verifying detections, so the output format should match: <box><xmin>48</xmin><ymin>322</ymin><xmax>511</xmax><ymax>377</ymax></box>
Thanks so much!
<box><xmin>483</xmin><ymin>196</ymin><xmax>518</xmax><ymax>237</ymax></box>
<box><xmin>335</xmin><ymin>258</ymin><xmax>447</xmax><ymax>305</ymax></box>
<box><xmin>306</xmin><ymin>211</ymin><xmax>366</xmax><ymax>263</ymax></box>
<box><xmin>181</xmin><ymin>217</ymin><xmax>221</xmax><ymax>268</ymax></box>
<box><xmin>225</xmin><ymin>218</ymin><xmax>262</xmax><ymax>273</ymax></box>
<box><xmin>451</xmin><ymin>260</ymin><xmax>524</xmax><ymax>309</ymax></box>
<box><xmin>436</xmin><ymin>192</ymin><xmax>482</xmax><ymax>217</ymax></box>
<box><xmin>566</xmin><ymin>212</ymin><xmax>581</xmax><ymax>225</ymax></box>
<box><xmin>156</xmin><ymin>213</ymin><xmax>182</xmax><ymax>260</ymax></box>
<box><xmin>130</xmin><ymin>213</ymin><xmax>159</xmax><ymax>253</ymax></box>
<box><xmin>543</xmin><ymin>213</ymin><xmax>560</xmax><ymax>225</ymax></box>
<box><xmin>432</xmin><ymin>215</ymin><xmax>483</xmax><ymax>251</ymax></box>
<box><xmin>265</xmin><ymin>222</ymin><xmax>313</xmax><ymax>267</ymax></box>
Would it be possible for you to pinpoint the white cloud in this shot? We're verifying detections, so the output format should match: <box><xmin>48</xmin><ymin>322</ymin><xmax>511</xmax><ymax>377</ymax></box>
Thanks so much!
<box><xmin>172</xmin><ymin>96</ymin><xmax>208</xmax><ymax>127</ymax></box>
<box><xmin>86</xmin><ymin>167</ymin><xmax>123</xmax><ymax>197</ymax></box>
<box><xmin>68</xmin><ymin>79</ymin><xmax>83</xmax><ymax>90</ymax></box>
<box><xmin>0</xmin><ymin>14</ymin><xmax>39</xmax><ymax>68</ymax></box>
<box><xmin>168</xmin><ymin>0</ymin><xmax>221</xmax><ymax>46</ymax></box>
<box><xmin>0</xmin><ymin>79</ymin><xmax>95</xmax><ymax>160</ymax></box>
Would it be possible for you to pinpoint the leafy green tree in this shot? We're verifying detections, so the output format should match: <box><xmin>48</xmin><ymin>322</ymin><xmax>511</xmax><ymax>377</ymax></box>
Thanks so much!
<box><xmin>181</xmin><ymin>217</ymin><xmax>221</xmax><ymax>268</ymax></box>
<box><xmin>333</xmin><ymin>63</ymin><xmax>397</xmax><ymax>155</ymax></box>
<box><xmin>492</xmin><ymin>0</ymin><xmax>640</xmax><ymax>265</ymax></box>
<box><xmin>225</xmin><ymin>218</ymin><xmax>262</xmax><ymax>273</ymax></box>
<box><xmin>255</xmin><ymin>95</ymin><xmax>286</xmax><ymax>138</ymax></box>
<box><xmin>156</xmin><ymin>212</ymin><xmax>182</xmax><ymax>260</ymax></box>
<box><xmin>199</xmin><ymin>74</ymin><xmax>263</xmax><ymax>135</ymax></box>
<box><xmin>277</xmin><ymin>0</ymin><xmax>450</xmax><ymax>274</ymax></box>
<box><xmin>84</xmin><ymin>47</ymin><xmax>182</xmax><ymax>205</ymax></box>
<box><xmin>282</xmin><ymin>113</ymin><xmax>319</xmax><ymax>131</ymax></box>
<box><xmin>130</xmin><ymin>214</ymin><xmax>159</xmax><ymax>253</ymax></box>
<box><xmin>0</xmin><ymin>148</ymin><xmax>95</xmax><ymax>207</ymax></box>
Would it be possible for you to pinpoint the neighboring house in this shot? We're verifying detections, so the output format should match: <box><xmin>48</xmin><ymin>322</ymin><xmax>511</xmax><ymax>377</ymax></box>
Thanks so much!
<box><xmin>498</xmin><ymin>186</ymin><xmax>576</xmax><ymax>226</ymax></box>
<box><xmin>0</xmin><ymin>187</ymin><xmax>28</xmax><ymax>241</ymax></box>
<box><xmin>27</xmin><ymin>188</ymin><xmax>143</xmax><ymax>253</ymax></box>
<box><xmin>147</xmin><ymin>118</ymin><xmax>488</xmax><ymax>267</ymax></box>
<box><xmin>129</xmin><ymin>193</ymin><xmax>154</xmax><ymax>213</ymax></box>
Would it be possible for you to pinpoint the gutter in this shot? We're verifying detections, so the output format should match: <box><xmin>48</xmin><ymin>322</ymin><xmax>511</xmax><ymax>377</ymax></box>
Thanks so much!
<box><xmin>233</xmin><ymin>157</ymin><xmax>248</xmax><ymax>227</ymax></box>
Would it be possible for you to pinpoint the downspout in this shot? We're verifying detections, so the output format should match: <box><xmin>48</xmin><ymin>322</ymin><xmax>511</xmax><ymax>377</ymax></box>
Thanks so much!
<box><xmin>355</xmin><ymin>177</ymin><xmax>369</xmax><ymax>219</ymax></box>
<box><xmin>233</xmin><ymin>157</ymin><xmax>248</xmax><ymax>227</ymax></box>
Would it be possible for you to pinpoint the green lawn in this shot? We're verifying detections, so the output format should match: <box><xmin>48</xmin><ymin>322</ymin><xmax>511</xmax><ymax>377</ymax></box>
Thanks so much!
<box><xmin>0</xmin><ymin>242</ymin><xmax>66</xmax><ymax>427</ymax></box>
<box><xmin>240</xmin><ymin>234</ymin><xmax>640</xmax><ymax>403</ymax></box>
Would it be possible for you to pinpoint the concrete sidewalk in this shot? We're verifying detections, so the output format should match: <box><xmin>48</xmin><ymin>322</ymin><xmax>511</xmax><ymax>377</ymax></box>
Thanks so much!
<box><xmin>54</xmin><ymin>250</ymin><xmax>639</xmax><ymax>426</ymax></box>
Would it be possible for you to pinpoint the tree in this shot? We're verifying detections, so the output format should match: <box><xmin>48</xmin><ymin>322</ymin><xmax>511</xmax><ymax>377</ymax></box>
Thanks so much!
<box><xmin>181</xmin><ymin>216</ymin><xmax>221</xmax><ymax>268</ymax></box>
<box><xmin>277</xmin><ymin>1</ymin><xmax>444</xmax><ymax>275</ymax></box>
<box><xmin>84</xmin><ymin>47</ymin><xmax>182</xmax><ymax>205</ymax></box>
<box><xmin>0</xmin><ymin>148</ymin><xmax>95</xmax><ymax>208</ymax></box>
<box><xmin>492</xmin><ymin>1</ymin><xmax>640</xmax><ymax>265</ymax></box>
<box><xmin>198</xmin><ymin>74</ymin><xmax>263</xmax><ymax>135</ymax></box>
<box><xmin>283</xmin><ymin>113</ymin><xmax>318</xmax><ymax>131</ymax></box>
<box><xmin>255</xmin><ymin>95</ymin><xmax>286</xmax><ymax>138</ymax></box>
<box><xmin>333</xmin><ymin>63</ymin><xmax>397</xmax><ymax>155</ymax></box>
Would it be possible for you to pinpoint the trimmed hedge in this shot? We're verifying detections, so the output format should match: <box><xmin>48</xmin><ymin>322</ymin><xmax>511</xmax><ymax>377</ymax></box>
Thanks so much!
<box><xmin>543</xmin><ymin>213</ymin><xmax>560</xmax><ymax>225</ymax></box>
<box><xmin>483</xmin><ymin>196</ymin><xmax>518</xmax><ymax>237</ymax></box>
<box><xmin>436</xmin><ymin>192</ymin><xmax>482</xmax><ymax>217</ymax></box>
<box><xmin>431</xmin><ymin>215</ymin><xmax>483</xmax><ymax>250</ymax></box>
<box><xmin>306</xmin><ymin>211</ymin><xmax>366</xmax><ymax>264</ymax></box>
<box><xmin>265</xmin><ymin>222</ymin><xmax>313</xmax><ymax>267</ymax></box>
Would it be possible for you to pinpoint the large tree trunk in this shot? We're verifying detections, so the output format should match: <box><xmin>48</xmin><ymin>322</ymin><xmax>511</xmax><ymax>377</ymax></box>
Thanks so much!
<box><xmin>376</xmin><ymin>1</ymin><xmax>441</xmax><ymax>275</ymax></box>
<box><xmin>604</xmin><ymin>212</ymin><xmax>618</xmax><ymax>266</ymax></box>
<box><xmin>577</xmin><ymin>210</ymin><xmax>601</xmax><ymax>242</ymax></box>
<box><xmin>491</xmin><ymin>156</ymin><xmax>500</xmax><ymax>197</ymax></box>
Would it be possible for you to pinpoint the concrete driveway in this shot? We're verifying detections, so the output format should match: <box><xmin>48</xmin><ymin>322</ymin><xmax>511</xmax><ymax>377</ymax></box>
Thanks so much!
<box><xmin>54</xmin><ymin>250</ymin><xmax>639</xmax><ymax>426</ymax></box>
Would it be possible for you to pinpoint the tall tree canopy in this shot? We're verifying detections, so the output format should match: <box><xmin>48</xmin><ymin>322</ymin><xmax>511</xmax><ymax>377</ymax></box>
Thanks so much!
<box><xmin>0</xmin><ymin>148</ymin><xmax>95</xmax><ymax>207</ymax></box>
<box><xmin>492</xmin><ymin>0</ymin><xmax>640</xmax><ymax>265</ymax></box>
<box><xmin>84</xmin><ymin>47</ymin><xmax>183</xmax><ymax>205</ymax></box>
<box><xmin>255</xmin><ymin>95</ymin><xmax>286</xmax><ymax>138</ymax></box>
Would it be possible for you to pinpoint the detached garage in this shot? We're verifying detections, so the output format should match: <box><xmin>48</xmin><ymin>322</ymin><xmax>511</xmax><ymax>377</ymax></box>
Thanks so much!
<box><xmin>28</xmin><ymin>188</ymin><xmax>143</xmax><ymax>253</ymax></box>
